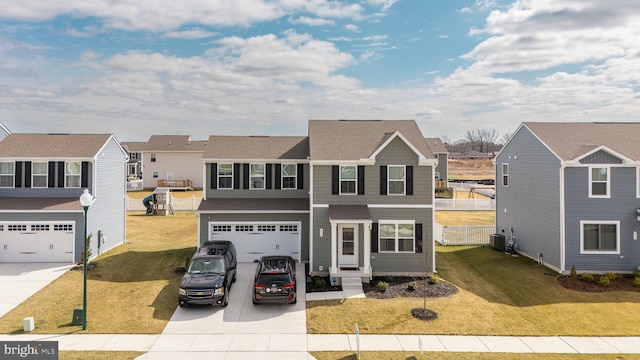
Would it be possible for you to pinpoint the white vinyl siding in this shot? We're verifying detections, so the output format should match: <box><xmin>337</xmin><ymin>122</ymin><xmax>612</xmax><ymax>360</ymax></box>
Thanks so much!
<box><xmin>250</xmin><ymin>163</ymin><xmax>265</xmax><ymax>190</ymax></box>
<box><xmin>580</xmin><ymin>221</ymin><xmax>619</xmax><ymax>254</ymax></box>
<box><xmin>32</xmin><ymin>162</ymin><xmax>48</xmax><ymax>188</ymax></box>
<box><xmin>217</xmin><ymin>163</ymin><xmax>233</xmax><ymax>189</ymax></box>
<box><xmin>589</xmin><ymin>166</ymin><xmax>609</xmax><ymax>198</ymax></box>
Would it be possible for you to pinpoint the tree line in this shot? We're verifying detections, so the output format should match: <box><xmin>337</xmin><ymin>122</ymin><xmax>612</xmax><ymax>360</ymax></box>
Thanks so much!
<box><xmin>441</xmin><ymin>128</ymin><xmax>511</xmax><ymax>155</ymax></box>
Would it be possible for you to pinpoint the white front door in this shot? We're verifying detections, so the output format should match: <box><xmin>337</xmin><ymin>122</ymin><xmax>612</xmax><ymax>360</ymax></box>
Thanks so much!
<box><xmin>338</xmin><ymin>223</ymin><xmax>358</xmax><ymax>267</ymax></box>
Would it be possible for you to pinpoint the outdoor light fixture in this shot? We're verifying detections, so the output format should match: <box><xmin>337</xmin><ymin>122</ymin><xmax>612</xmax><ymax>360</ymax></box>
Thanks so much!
<box><xmin>79</xmin><ymin>189</ymin><xmax>94</xmax><ymax>330</ymax></box>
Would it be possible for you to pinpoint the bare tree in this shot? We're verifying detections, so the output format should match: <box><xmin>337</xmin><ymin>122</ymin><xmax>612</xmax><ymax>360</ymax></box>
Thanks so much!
<box><xmin>466</xmin><ymin>128</ymin><xmax>497</xmax><ymax>153</ymax></box>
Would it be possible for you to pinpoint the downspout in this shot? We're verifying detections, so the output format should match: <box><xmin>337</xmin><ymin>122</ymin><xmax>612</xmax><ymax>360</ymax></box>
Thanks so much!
<box><xmin>559</xmin><ymin>162</ymin><xmax>566</xmax><ymax>273</ymax></box>
<box><xmin>431</xmin><ymin>162</ymin><xmax>436</xmax><ymax>273</ymax></box>
<box><xmin>309</xmin><ymin>162</ymin><xmax>314</xmax><ymax>275</ymax></box>
<box><xmin>202</xmin><ymin>162</ymin><xmax>207</xmax><ymax>201</ymax></box>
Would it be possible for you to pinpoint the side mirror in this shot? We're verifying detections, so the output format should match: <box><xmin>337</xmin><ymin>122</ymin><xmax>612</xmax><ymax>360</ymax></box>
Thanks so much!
<box><xmin>179</xmin><ymin>266</ymin><xmax>187</xmax><ymax>273</ymax></box>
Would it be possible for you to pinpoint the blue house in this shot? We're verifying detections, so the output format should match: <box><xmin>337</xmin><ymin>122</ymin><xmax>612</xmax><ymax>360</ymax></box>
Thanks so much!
<box><xmin>0</xmin><ymin>133</ymin><xmax>128</xmax><ymax>263</ymax></box>
<box><xmin>495</xmin><ymin>122</ymin><xmax>640</xmax><ymax>274</ymax></box>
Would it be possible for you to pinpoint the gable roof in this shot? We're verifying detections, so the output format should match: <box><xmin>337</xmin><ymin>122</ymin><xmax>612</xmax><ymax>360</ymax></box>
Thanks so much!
<box><xmin>524</xmin><ymin>122</ymin><xmax>640</xmax><ymax>161</ymax></box>
<box><xmin>425</xmin><ymin>137</ymin><xmax>448</xmax><ymax>154</ymax></box>
<box><xmin>203</xmin><ymin>136</ymin><xmax>309</xmax><ymax>160</ymax></box>
<box><xmin>0</xmin><ymin>133</ymin><xmax>115</xmax><ymax>158</ymax></box>
<box><xmin>121</xmin><ymin>135</ymin><xmax>207</xmax><ymax>152</ymax></box>
<box><xmin>308</xmin><ymin>120</ymin><xmax>433</xmax><ymax>162</ymax></box>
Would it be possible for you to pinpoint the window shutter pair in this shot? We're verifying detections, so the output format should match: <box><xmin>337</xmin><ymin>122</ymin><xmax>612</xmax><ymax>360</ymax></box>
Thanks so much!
<box><xmin>331</xmin><ymin>165</ymin><xmax>365</xmax><ymax>195</ymax></box>
<box><xmin>379</xmin><ymin>165</ymin><xmax>413</xmax><ymax>195</ymax></box>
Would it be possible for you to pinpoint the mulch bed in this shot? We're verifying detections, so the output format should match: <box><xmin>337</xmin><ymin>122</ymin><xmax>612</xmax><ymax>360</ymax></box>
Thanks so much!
<box><xmin>363</xmin><ymin>276</ymin><xmax>458</xmax><ymax>299</ymax></box>
<box><xmin>557</xmin><ymin>274</ymin><xmax>640</xmax><ymax>293</ymax></box>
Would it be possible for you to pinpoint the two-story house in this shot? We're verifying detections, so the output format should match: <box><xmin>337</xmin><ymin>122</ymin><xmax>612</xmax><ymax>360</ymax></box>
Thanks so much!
<box><xmin>495</xmin><ymin>122</ymin><xmax>640</xmax><ymax>274</ymax></box>
<box><xmin>425</xmin><ymin>137</ymin><xmax>448</xmax><ymax>181</ymax></box>
<box><xmin>196</xmin><ymin>120</ymin><xmax>438</xmax><ymax>283</ymax></box>
<box><xmin>122</xmin><ymin>135</ymin><xmax>207</xmax><ymax>189</ymax></box>
<box><xmin>0</xmin><ymin>133</ymin><xmax>128</xmax><ymax>263</ymax></box>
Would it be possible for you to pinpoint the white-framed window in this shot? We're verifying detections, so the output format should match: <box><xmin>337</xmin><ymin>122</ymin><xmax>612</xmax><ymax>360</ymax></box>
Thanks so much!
<box><xmin>32</xmin><ymin>162</ymin><xmax>48</xmax><ymax>188</ymax></box>
<box><xmin>282</xmin><ymin>163</ymin><xmax>297</xmax><ymax>190</ymax></box>
<box><xmin>153</xmin><ymin>171</ymin><xmax>159</xmax><ymax>178</ymax></box>
<box><xmin>217</xmin><ymin>163</ymin><xmax>233</xmax><ymax>189</ymax></box>
<box><xmin>65</xmin><ymin>161</ymin><xmax>81</xmax><ymax>188</ymax></box>
<box><xmin>130</xmin><ymin>153</ymin><xmax>139</xmax><ymax>161</ymax></box>
<box><xmin>150</xmin><ymin>153</ymin><xmax>157</xmax><ymax>162</ymax></box>
<box><xmin>340</xmin><ymin>165</ymin><xmax>357</xmax><ymax>195</ymax></box>
<box><xmin>502</xmin><ymin>163</ymin><xmax>509</xmax><ymax>187</ymax></box>
<box><xmin>589</xmin><ymin>166</ymin><xmax>609</xmax><ymax>197</ymax></box>
<box><xmin>378</xmin><ymin>221</ymin><xmax>415</xmax><ymax>253</ymax></box>
<box><xmin>580</xmin><ymin>221</ymin><xmax>619</xmax><ymax>254</ymax></box>
<box><xmin>250</xmin><ymin>163</ymin><xmax>265</xmax><ymax>189</ymax></box>
<box><xmin>0</xmin><ymin>162</ymin><xmax>14</xmax><ymax>188</ymax></box>
<box><xmin>388</xmin><ymin>165</ymin><xmax>406</xmax><ymax>195</ymax></box>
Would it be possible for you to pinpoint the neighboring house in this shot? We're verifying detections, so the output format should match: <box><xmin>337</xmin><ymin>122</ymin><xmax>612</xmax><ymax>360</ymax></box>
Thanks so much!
<box><xmin>196</xmin><ymin>120</ymin><xmax>438</xmax><ymax>284</ymax></box>
<box><xmin>121</xmin><ymin>135</ymin><xmax>207</xmax><ymax>189</ymax></box>
<box><xmin>425</xmin><ymin>137</ymin><xmax>448</xmax><ymax>181</ymax></box>
<box><xmin>0</xmin><ymin>133</ymin><xmax>128</xmax><ymax>263</ymax></box>
<box><xmin>495</xmin><ymin>122</ymin><xmax>640</xmax><ymax>274</ymax></box>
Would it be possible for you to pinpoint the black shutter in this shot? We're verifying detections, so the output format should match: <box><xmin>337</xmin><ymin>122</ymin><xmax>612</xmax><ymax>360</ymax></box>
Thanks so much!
<box><xmin>15</xmin><ymin>161</ymin><xmax>22</xmax><ymax>188</ymax></box>
<box><xmin>380</xmin><ymin>165</ymin><xmax>387</xmax><ymax>195</ymax></box>
<box><xmin>24</xmin><ymin>162</ymin><xmax>31</xmax><ymax>188</ymax></box>
<box><xmin>275</xmin><ymin>164</ymin><xmax>282</xmax><ymax>190</ymax></box>
<box><xmin>81</xmin><ymin>162</ymin><xmax>89</xmax><ymax>188</ymax></box>
<box><xmin>297</xmin><ymin>164</ymin><xmax>304</xmax><ymax>189</ymax></box>
<box><xmin>371</xmin><ymin>222</ymin><xmax>378</xmax><ymax>253</ymax></box>
<box><xmin>266</xmin><ymin>164</ymin><xmax>272</xmax><ymax>189</ymax></box>
<box><xmin>406</xmin><ymin>165</ymin><xmax>414</xmax><ymax>195</ymax></box>
<box><xmin>357</xmin><ymin>165</ymin><xmax>365</xmax><ymax>195</ymax></box>
<box><xmin>233</xmin><ymin>164</ymin><xmax>240</xmax><ymax>189</ymax></box>
<box><xmin>48</xmin><ymin>162</ymin><xmax>56</xmax><ymax>188</ymax></box>
<box><xmin>331</xmin><ymin>165</ymin><xmax>339</xmax><ymax>194</ymax></box>
<box><xmin>243</xmin><ymin>164</ymin><xmax>249</xmax><ymax>189</ymax></box>
<box><xmin>57</xmin><ymin>162</ymin><xmax>64</xmax><ymax>188</ymax></box>
<box><xmin>415</xmin><ymin>223</ymin><xmax>423</xmax><ymax>253</ymax></box>
<box><xmin>211</xmin><ymin>163</ymin><xmax>217</xmax><ymax>189</ymax></box>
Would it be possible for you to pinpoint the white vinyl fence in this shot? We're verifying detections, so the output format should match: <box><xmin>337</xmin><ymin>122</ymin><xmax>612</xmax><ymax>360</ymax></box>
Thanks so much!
<box><xmin>126</xmin><ymin>195</ymin><xmax>202</xmax><ymax>211</ymax></box>
<box><xmin>434</xmin><ymin>198</ymin><xmax>495</xmax><ymax>210</ymax></box>
<box><xmin>434</xmin><ymin>223</ymin><xmax>495</xmax><ymax>245</ymax></box>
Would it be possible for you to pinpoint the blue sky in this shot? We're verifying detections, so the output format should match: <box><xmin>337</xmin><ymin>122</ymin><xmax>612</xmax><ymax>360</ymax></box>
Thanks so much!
<box><xmin>0</xmin><ymin>0</ymin><xmax>638</xmax><ymax>142</ymax></box>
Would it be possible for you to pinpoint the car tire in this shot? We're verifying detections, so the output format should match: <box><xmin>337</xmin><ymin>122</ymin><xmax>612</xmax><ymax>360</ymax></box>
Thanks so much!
<box><xmin>252</xmin><ymin>297</ymin><xmax>259</xmax><ymax>305</ymax></box>
<box><xmin>221</xmin><ymin>287</ymin><xmax>229</xmax><ymax>307</ymax></box>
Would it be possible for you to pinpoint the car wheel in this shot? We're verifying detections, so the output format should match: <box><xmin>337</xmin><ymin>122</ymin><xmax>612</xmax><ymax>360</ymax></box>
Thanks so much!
<box><xmin>221</xmin><ymin>287</ymin><xmax>229</xmax><ymax>307</ymax></box>
<box><xmin>291</xmin><ymin>295</ymin><xmax>297</xmax><ymax>304</ymax></box>
<box><xmin>252</xmin><ymin>297</ymin><xmax>259</xmax><ymax>305</ymax></box>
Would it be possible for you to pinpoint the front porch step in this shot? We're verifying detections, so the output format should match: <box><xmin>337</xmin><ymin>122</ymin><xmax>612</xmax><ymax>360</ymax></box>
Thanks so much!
<box><xmin>340</xmin><ymin>276</ymin><xmax>365</xmax><ymax>298</ymax></box>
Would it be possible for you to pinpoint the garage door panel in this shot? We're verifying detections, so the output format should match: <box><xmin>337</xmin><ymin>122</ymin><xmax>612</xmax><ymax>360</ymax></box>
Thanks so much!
<box><xmin>0</xmin><ymin>222</ymin><xmax>75</xmax><ymax>263</ymax></box>
<box><xmin>208</xmin><ymin>222</ymin><xmax>301</xmax><ymax>263</ymax></box>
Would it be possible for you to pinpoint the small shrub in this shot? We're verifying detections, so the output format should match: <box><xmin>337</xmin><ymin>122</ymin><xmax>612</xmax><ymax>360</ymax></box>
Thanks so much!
<box><xmin>376</xmin><ymin>281</ymin><xmax>389</xmax><ymax>292</ymax></box>
<box><xmin>580</xmin><ymin>273</ymin><xmax>595</xmax><ymax>282</ymax></box>
<box><xmin>381</xmin><ymin>275</ymin><xmax>394</xmax><ymax>283</ymax></box>
<box><xmin>599</xmin><ymin>276</ymin><xmax>611</xmax><ymax>287</ymax></box>
<box><xmin>633</xmin><ymin>271</ymin><xmax>640</xmax><ymax>279</ymax></box>
<box><xmin>569</xmin><ymin>265</ymin><xmax>577</xmax><ymax>280</ymax></box>
<box><xmin>313</xmin><ymin>277</ymin><xmax>326</xmax><ymax>289</ymax></box>
<box><xmin>634</xmin><ymin>277</ymin><xmax>640</xmax><ymax>287</ymax></box>
<box><xmin>428</xmin><ymin>275</ymin><xmax>440</xmax><ymax>284</ymax></box>
<box><xmin>407</xmin><ymin>281</ymin><xmax>418</xmax><ymax>291</ymax></box>
<box><xmin>604</xmin><ymin>272</ymin><xmax>617</xmax><ymax>281</ymax></box>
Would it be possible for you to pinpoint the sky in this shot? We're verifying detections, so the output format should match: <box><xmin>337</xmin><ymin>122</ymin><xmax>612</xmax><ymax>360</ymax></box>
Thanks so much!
<box><xmin>0</xmin><ymin>0</ymin><xmax>639</xmax><ymax>142</ymax></box>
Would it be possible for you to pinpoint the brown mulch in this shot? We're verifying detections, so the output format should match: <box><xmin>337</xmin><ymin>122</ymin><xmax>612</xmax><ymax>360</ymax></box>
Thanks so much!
<box><xmin>363</xmin><ymin>277</ymin><xmax>458</xmax><ymax>299</ymax></box>
<box><xmin>557</xmin><ymin>274</ymin><xmax>640</xmax><ymax>293</ymax></box>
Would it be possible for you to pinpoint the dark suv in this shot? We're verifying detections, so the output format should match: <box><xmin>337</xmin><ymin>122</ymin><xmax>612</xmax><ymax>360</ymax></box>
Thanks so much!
<box><xmin>252</xmin><ymin>255</ymin><xmax>297</xmax><ymax>305</ymax></box>
<box><xmin>178</xmin><ymin>241</ymin><xmax>237</xmax><ymax>307</ymax></box>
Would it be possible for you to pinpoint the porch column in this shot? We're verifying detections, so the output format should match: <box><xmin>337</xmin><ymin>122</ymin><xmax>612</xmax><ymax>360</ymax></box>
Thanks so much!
<box><xmin>330</xmin><ymin>221</ymin><xmax>337</xmax><ymax>273</ymax></box>
<box><xmin>363</xmin><ymin>221</ymin><xmax>372</xmax><ymax>273</ymax></box>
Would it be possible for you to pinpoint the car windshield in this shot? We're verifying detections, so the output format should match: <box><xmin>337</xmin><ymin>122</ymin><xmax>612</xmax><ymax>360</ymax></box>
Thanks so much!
<box><xmin>188</xmin><ymin>258</ymin><xmax>224</xmax><ymax>274</ymax></box>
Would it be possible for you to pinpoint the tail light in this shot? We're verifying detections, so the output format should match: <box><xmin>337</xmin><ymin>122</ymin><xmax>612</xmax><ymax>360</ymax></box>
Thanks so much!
<box><xmin>255</xmin><ymin>283</ymin><xmax>265</xmax><ymax>291</ymax></box>
<box><xmin>284</xmin><ymin>281</ymin><xmax>295</xmax><ymax>290</ymax></box>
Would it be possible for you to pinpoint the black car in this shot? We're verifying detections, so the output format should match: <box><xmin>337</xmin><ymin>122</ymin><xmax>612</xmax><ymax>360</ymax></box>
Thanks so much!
<box><xmin>178</xmin><ymin>241</ymin><xmax>237</xmax><ymax>307</ymax></box>
<box><xmin>252</xmin><ymin>256</ymin><xmax>297</xmax><ymax>305</ymax></box>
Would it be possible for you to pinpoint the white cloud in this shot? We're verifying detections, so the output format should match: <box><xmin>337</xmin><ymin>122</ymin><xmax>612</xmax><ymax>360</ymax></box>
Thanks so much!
<box><xmin>163</xmin><ymin>28</ymin><xmax>218</xmax><ymax>39</ymax></box>
<box><xmin>366</xmin><ymin>0</ymin><xmax>399</xmax><ymax>12</ymax></box>
<box><xmin>345</xmin><ymin>24</ymin><xmax>359</xmax><ymax>32</ymax></box>
<box><xmin>288</xmin><ymin>16</ymin><xmax>335</xmax><ymax>26</ymax></box>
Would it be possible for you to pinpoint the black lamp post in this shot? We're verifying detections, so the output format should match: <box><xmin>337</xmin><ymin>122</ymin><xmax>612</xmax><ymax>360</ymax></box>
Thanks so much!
<box><xmin>79</xmin><ymin>189</ymin><xmax>94</xmax><ymax>330</ymax></box>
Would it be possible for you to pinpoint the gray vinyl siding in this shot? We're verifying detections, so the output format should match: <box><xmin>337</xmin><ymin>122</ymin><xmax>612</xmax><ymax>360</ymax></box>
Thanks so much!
<box><xmin>0</xmin><ymin>162</ymin><xmax>94</xmax><ymax>198</ymax></box>
<box><xmin>495</xmin><ymin>126</ymin><xmax>562</xmax><ymax>271</ymax></box>
<box><xmin>564</xmin><ymin>166</ymin><xmax>640</xmax><ymax>272</ymax></box>
<box><xmin>313</xmin><ymin>137</ymin><xmax>433</xmax><ymax>206</ymax></box>
<box><xmin>198</xmin><ymin>212</ymin><xmax>310</xmax><ymax>262</ymax></box>
<box><xmin>580</xmin><ymin>150</ymin><xmax>623</xmax><ymax>165</ymax></box>
<box><xmin>435</xmin><ymin>154</ymin><xmax>448</xmax><ymax>180</ymax></box>
<box><xmin>311</xmin><ymin>207</ymin><xmax>332</xmax><ymax>272</ymax></box>
<box><xmin>205</xmin><ymin>163</ymin><xmax>309</xmax><ymax>199</ymax></box>
<box><xmin>86</xmin><ymin>138</ymin><xmax>127</xmax><ymax>261</ymax></box>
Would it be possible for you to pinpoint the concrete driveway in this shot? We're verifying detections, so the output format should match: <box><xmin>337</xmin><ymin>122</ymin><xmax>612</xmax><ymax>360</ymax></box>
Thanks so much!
<box><xmin>0</xmin><ymin>263</ymin><xmax>74</xmax><ymax>318</ymax></box>
<box><xmin>142</xmin><ymin>262</ymin><xmax>310</xmax><ymax>359</ymax></box>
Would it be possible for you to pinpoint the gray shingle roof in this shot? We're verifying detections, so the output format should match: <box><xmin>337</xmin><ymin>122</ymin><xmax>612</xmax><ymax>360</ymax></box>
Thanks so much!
<box><xmin>198</xmin><ymin>198</ymin><xmax>309</xmax><ymax>211</ymax></box>
<box><xmin>0</xmin><ymin>133</ymin><xmax>113</xmax><ymax>158</ymax></box>
<box><xmin>121</xmin><ymin>135</ymin><xmax>207</xmax><ymax>152</ymax></box>
<box><xmin>308</xmin><ymin>120</ymin><xmax>433</xmax><ymax>161</ymax></box>
<box><xmin>425</xmin><ymin>137</ymin><xmax>448</xmax><ymax>154</ymax></box>
<box><xmin>328</xmin><ymin>205</ymin><xmax>371</xmax><ymax>221</ymax></box>
<box><xmin>0</xmin><ymin>198</ymin><xmax>81</xmax><ymax>211</ymax></box>
<box><xmin>203</xmin><ymin>136</ymin><xmax>309</xmax><ymax>160</ymax></box>
<box><xmin>524</xmin><ymin>122</ymin><xmax>640</xmax><ymax>161</ymax></box>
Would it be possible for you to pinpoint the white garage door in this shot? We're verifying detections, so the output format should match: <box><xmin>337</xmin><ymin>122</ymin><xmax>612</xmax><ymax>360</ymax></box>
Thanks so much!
<box><xmin>208</xmin><ymin>221</ymin><xmax>301</xmax><ymax>263</ymax></box>
<box><xmin>0</xmin><ymin>222</ymin><xmax>75</xmax><ymax>263</ymax></box>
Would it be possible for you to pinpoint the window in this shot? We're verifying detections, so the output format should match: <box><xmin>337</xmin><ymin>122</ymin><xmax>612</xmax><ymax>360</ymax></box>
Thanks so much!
<box><xmin>32</xmin><ymin>162</ymin><xmax>48</xmax><ymax>188</ymax></box>
<box><xmin>217</xmin><ymin>163</ymin><xmax>233</xmax><ymax>189</ymax></box>
<box><xmin>250</xmin><ymin>163</ymin><xmax>265</xmax><ymax>189</ymax></box>
<box><xmin>212</xmin><ymin>225</ymin><xmax>231</xmax><ymax>232</ymax></box>
<box><xmin>502</xmin><ymin>163</ymin><xmax>509</xmax><ymax>187</ymax></box>
<box><xmin>65</xmin><ymin>161</ymin><xmax>81</xmax><ymax>188</ymax></box>
<box><xmin>581</xmin><ymin>221</ymin><xmax>619</xmax><ymax>254</ymax></box>
<box><xmin>388</xmin><ymin>165</ymin><xmax>406</xmax><ymax>195</ymax></box>
<box><xmin>130</xmin><ymin>153</ymin><xmax>139</xmax><ymax>161</ymax></box>
<box><xmin>153</xmin><ymin>172</ymin><xmax>159</xmax><ymax>178</ymax></box>
<box><xmin>235</xmin><ymin>225</ymin><xmax>253</xmax><ymax>232</ymax></box>
<box><xmin>340</xmin><ymin>165</ymin><xmax>356</xmax><ymax>194</ymax></box>
<box><xmin>0</xmin><ymin>162</ymin><xmax>14</xmax><ymax>188</ymax></box>
<box><xmin>590</xmin><ymin>167</ymin><xmax>609</xmax><ymax>197</ymax></box>
<box><xmin>54</xmin><ymin>224</ymin><xmax>73</xmax><ymax>231</ymax></box>
<box><xmin>378</xmin><ymin>222</ymin><xmax>415</xmax><ymax>253</ymax></box>
<box><xmin>257</xmin><ymin>225</ymin><xmax>276</xmax><ymax>232</ymax></box>
<box><xmin>282</xmin><ymin>164</ymin><xmax>297</xmax><ymax>189</ymax></box>
<box><xmin>150</xmin><ymin>153</ymin><xmax>157</xmax><ymax>162</ymax></box>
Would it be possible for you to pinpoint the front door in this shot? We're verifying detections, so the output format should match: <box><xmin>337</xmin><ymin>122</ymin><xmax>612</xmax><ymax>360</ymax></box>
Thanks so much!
<box><xmin>338</xmin><ymin>224</ymin><xmax>358</xmax><ymax>267</ymax></box>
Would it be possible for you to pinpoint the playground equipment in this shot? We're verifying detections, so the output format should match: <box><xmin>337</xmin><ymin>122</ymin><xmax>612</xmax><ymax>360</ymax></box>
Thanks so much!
<box><xmin>142</xmin><ymin>188</ymin><xmax>174</xmax><ymax>216</ymax></box>
<box><xmin>467</xmin><ymin>185</ymin><xmax>495</xmax><ymax>199</ymax></box>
